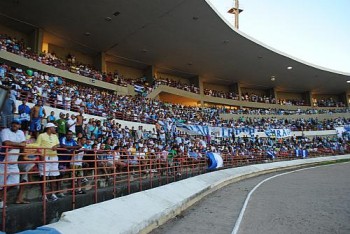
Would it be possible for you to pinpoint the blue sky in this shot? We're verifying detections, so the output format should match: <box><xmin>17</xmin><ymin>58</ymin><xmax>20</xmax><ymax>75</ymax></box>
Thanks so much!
<box><xmin>209</xmin><ymin>0</ymin><xmax>350</xmax><ymax>73</ymax></box>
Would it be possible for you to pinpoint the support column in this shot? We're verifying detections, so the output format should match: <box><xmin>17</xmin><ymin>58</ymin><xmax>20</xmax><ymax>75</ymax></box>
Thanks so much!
<box><xmin>303</xmin><ymin>91</ymin><xmax>313</xmax><ymax>106</ymax></box>
<box><xmin>190</xmin><ymin>76</ymin><xmax>203</xmax><ymax>105</ymax></box>
<box><xmin>230</xmin><ymin>82</ymin><xmax>242</xmax><ymax>101</ymax></box>
<box><xmin>144</xmin><ymin>65</ymin><xmax>155</xmax><ymax>85</ymax></box>
<box><xmin>341</xmin><ymin>92</ymin><xmax>350</xmax><ymax>107</ymax></box>
<box><xmin>30</xmin><ymin>28</ymin><xmax>43</xmax><ymax>54</ymax></box>
<box><xmin>94</xmin><ymin>52</ymin><xmax>107</xmax><ymax>73</ymax></box>
<box><xmin>267</xmin><ymin>88</ymin><xmax>277</xmax><ymax>102</ymax></box>
<box><xmin>267</xmin><ymin>88</ymin><xmax>277</xmax><ymax>100</ymax></box>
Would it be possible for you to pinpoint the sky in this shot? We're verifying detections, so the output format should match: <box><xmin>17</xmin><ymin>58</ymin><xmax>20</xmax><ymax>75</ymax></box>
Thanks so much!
<box><xmin>208</xmin><ymin>0</ymin><xmax>350</xmax><ymax>74</ymax></box>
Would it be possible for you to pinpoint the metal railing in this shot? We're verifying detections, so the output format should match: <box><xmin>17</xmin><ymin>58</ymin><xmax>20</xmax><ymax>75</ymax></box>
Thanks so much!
<box><xmin>0</xmin><ymin>145</ymin><xmax>348</xmax><ymax>232</ymax></box>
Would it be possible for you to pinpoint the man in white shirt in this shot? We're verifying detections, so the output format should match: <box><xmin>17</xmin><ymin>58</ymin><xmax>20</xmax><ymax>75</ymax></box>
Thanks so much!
<box><xmin>67</xmin><ymin>114</ymin><xmax>76</xmax><ymax>134</ymax></box>
<box><xmin>56</xmin><ymin>92</ymin><xmax>63</xmax><ymax>108</ymax></box>
<box><xmin>0</xmin><ymin>119</ymin><xmax>26</xmax><ymax>207</ymax></box>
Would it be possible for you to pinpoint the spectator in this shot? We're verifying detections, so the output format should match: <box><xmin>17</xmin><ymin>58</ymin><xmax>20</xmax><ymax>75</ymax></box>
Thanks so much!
<box><xmin>67</xmin><ymin>114</ymin><xmax>76</xmax><ymax>135</ymax></box>
<box><xmin>17</xmin><ymin>132</ymin><xmax>38</xmax><ymax>204</ymax></box>
<box><xmin>60</xmin><ymin>131</ymin><xmax>83</xmax><ymax>194</ymax></box>
<box><xmin>1</xmin><ymin>91</ymin><xmax>16</xmax><ymax>128</ymax></box>
<box><xmin>28</xmin><ymin>122</ymin><xmax>60</xmax><ymax>201</ymax></box>
<box><xmin>0</xmin><ymin>119</ymin><xmax>26</xmax><ymax>207</ymax></box>
<box><xmin>18</xmin><ymin>100</ymin><xmax>31</xmax><ymax>132</ymax></box>
<box><xmin>30</xmin><ymin>100</ymin><xmax>46</xmax><ymax>137</ymax></box>
<box><xmin>47</xmin><ymin>111</ymin><xmax>56</xmax><ymax>123</ymax></box>
<box><xmin>75</xmin><ymin>111</ymin><xmax>84</xmax><ymax>136</ymax></box>
<box><xmin>56</xmin><ymin>113</ymin><xmax>67</xmax><ymax>140</ymax></box>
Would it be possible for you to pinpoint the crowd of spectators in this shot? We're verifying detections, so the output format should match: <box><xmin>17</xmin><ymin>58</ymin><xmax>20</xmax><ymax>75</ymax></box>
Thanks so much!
<box><xmin>314</xmin><ymin>98</ymin><xmax>346</xmax><ymax>108</ymax></box>
<box><xmin>1</xmin><ymin>112</ymin><xmax>349</xmax><ymax>203</ymax></box>
<box><xmin>241</xmin><ymin>93</ymin><xmax>276</xmax><ymax>104</ymax></box>
<box><xmin>203</xmin><ymin>90</ymin><xmax>277</xmax><ymax>104</ymax></box>
<box><xmin>0</xmin><ymin>34</ymin><xmax>136</xmax><ymax>86</ymax></box>
<box><xmin>153</xmin><ymin>78</ymin><xmax>200</xmax><ymax>94</ymax></box>
<box><xmin>2</xmin><ymin>34</ymin><xmax>348</xmax><ymax>109</ymax></box>
<box><xmin>1</xmin><ymin>64</ymin><xmax>350</xmax><ymax>204</ymax></box>
<box><xmin>277</xmin><ymin>99</ymin><xmax>307</xmax><ymax>106</ymax></box>
<box><xmin>223</xmin><ymin>107</ymin><xmax>350</xmax><ymax>116</ymax></box>
<box><xmin>204</xmin><ymin>89</ymin><xmax>239</xmax><ymax>100</ymax></box>
<box><xmin>2</xmin><ymin>32</ymin><xmax>350</xmax><ymax>230</ymax></box>
<box><xmin>1</xmin><ymin>62</ymin><xmax>350</xmax><ymax>134</ymax></box>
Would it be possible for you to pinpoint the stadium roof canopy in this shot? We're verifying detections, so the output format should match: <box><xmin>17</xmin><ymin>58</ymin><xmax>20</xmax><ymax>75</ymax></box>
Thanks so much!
<box><xmin>0</xmin><ymin>0</ymin><xmax>349</xmax><ymax>94</ymax></box>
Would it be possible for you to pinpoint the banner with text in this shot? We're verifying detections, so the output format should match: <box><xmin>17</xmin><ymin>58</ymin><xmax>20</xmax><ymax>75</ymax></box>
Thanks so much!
<box><xmin>180</xmin><ymin>125</ymin><xmax>257</xmax><ymax>138</ymax></box>
<box><xmin>264</xmin><ymin>128</ymin><xmax>292</xmax><ymax>139</ymax></box>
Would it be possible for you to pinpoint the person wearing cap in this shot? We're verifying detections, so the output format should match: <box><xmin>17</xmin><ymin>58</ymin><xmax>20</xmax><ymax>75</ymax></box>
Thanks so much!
<box><xmin>0</xmin><ymin>119</ymin><xmax>26</xmax><ymax>207</ymax></box>
<box><xmin>27</xmin><ymin>122</ymin><xmax>60</xmax><ymax>201</ymax></box>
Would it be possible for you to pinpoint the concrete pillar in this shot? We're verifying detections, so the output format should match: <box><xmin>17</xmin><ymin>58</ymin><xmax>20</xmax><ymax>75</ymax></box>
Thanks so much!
<box><xmin>94</xmin><ymin>52</ymin><xmax>107</xmax><ymax>73</ymax></box>
<box><xmin>267</xmin><ymin>88</ymin><xmax>277</xmax><ymax>101</ymax></box>
<box><xmin>230</xmin><ymin>82</ymin><xmax>242</xmax><ymax>101</ymax></box>
<box><xmin>191</xmin><ymin>76</ymin><xmax>203</xmax><ymax>105</ymax></box>
<box><xmin>190</xmin><ymin>76</ymin><xmax>202</xmax><ymax>93</ymax></box>
<box><xmin>303</xmin><ymin>91</ymin><xmax>313</xmax><ymax>106</ymax></box>
<box><xmin>341</xmin><ymin>92</ymin><xmax>350</xmax><ymax>107</ymax></box>
<box><xmin>30</xmin><ymin>28</ymin><xmax>43</xmax><ymax>54</ymax></box>
<box><xmin>144</xmin><ymin>65</ymin><xmax>155</xmax><ymax>85</ymax></box>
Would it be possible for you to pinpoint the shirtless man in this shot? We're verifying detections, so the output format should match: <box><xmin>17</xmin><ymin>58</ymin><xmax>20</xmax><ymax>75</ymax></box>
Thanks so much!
<box><xmin>30</xmin><ymin>100</ymin><xmax>46</xmax><ymax>137</ymax></box>
<box><xmin>75</xmin><ymin>111</ymin><xmax>84</xmax><ymax>135</ymax></box>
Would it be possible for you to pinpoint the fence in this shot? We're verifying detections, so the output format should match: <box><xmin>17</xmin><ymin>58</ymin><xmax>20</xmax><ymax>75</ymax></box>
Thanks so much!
<box><xmin>0</xmin><ymin>145</ymin><xmax>347</xmax><ymax>232</ymax></box>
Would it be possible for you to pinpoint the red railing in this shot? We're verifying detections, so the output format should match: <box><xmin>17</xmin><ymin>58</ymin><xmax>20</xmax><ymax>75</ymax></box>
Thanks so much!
<box><xmin>0</xmin><ymin>145</ymin><xmax>348</xmax><ymax>232</ymax></box>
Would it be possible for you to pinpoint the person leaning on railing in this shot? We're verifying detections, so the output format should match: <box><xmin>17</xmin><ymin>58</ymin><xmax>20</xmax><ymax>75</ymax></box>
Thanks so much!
<box><xmin>26</xmin><ymin>122</ymin><xmax>61</xmax><ymax>201</ymax></box>
<box><xmin>0</xmin><ymin>119</ymin><xmax>26</xmax><ymax>208</ymax></box>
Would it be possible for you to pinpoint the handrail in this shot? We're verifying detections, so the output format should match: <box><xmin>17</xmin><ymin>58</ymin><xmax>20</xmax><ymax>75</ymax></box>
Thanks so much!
<box><xmin>0</xmin><ymin>145</ymin><xmax>348</xmax><ymax>232</ymax></box>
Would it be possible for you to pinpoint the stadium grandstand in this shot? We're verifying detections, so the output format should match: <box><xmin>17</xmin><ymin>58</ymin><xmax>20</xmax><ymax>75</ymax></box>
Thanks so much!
<box><xmin>0</xmin><ymin>0</ymin><xmax>349</xmax><ymax>233</ymax></box>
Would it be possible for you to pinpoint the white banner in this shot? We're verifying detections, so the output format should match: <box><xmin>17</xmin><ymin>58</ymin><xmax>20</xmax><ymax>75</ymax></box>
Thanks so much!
<box><xmin>265</xmin><ymin>129</ymin><xmax>291</xmax><ymax>138</ymax></box>
<box><xmin>179</xmin><ymin>125</ymin><xmax>256</xmax><ymax>138</ymax></box>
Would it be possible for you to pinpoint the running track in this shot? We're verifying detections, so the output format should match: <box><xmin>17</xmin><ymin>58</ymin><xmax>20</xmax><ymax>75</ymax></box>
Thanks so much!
<box><xmin>151</xmin><ymin>162</ymin><xmax>350</xmax><ymax>234</ymax></box>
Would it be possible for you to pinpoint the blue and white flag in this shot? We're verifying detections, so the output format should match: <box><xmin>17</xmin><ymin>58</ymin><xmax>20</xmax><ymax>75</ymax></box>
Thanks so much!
<box><xmin>182</xmin><ymin>125</ymin><xmax>210</xmax><ymax>136</ymax></box>
<box><xmin>295</xmin><ymin>149</ymin><xmax>308</xmax><ymax>158</ymax></box>
<box><xmin>266</xmin><ymin>150</ymin><xmax>276</xmax><ymax>159</ymax></box>
<box><xmin>134</xmin><ymin>85</ymin><xmax>145</xmax><ymax>93</ymax></box>
<box><xmin>206</xmin><ymin>152</ymin><xmax>223</xmax><ymax>170</ymax></box>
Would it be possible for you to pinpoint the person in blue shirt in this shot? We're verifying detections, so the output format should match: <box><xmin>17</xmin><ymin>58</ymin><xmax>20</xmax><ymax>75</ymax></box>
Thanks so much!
<box><xmin>47</xmin><ymin>111</ymin><xmax>56</xmax><ymax>123</ymax></box>
<box><xmin>48</xmin><ymin>76</ymin><xmax>55</xmax><ymax>84</ymax></box>
<box><xmin>58</xmin><ymin>130</ymin><xmax>81</xmax><ymax>196</ymax></box>
<box><xmin>0</xmin><ymin>65</ymin><xmax>6</xmax><ymax>79</ymax></box>
<box><xmin>57</xmin><ymin>77</ymin><xmax>63</xmax><ymax>85</ymax></box>
<box><xmin>18</xmin><ymin>100</ymin><xmax>31</xmax><ymax>132</ymax></box>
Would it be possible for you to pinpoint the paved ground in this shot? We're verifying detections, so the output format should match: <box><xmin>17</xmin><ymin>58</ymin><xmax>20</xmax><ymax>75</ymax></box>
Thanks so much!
<box><xmin>150</xmin><ymin>162</ymin><xmax>350</xmax><ymax>234</ymax></box>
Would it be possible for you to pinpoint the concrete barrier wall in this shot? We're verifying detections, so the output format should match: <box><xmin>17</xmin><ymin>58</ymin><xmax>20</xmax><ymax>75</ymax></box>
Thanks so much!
<box><xmin>45</xmin><ymin>154</ymin><xmax>350</xmax><ymax>234</ymax></box>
